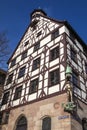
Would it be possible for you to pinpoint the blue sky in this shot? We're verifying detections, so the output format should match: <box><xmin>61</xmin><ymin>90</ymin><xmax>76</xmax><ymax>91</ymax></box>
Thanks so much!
<box><xmin>0</xmin><ymin>0</ymin><xmax>87</xmax><ymax>58</ymax></box>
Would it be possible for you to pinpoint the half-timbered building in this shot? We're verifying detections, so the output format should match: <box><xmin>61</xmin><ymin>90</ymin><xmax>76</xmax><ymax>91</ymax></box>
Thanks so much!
<box><xmin>0</xmin><ymin>9</ymin><xmax>87</xmax><ymax>130</ymax></box>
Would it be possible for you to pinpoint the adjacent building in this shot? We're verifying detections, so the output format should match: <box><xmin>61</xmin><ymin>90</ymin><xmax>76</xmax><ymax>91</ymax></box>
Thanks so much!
<box><xmin>0</xmin><ymin>69</ymin><xmax>6</xmax><ymax>99</ymax></box>
<box><xmin>0</xmin><ymin>9</ymin><xmax>87</xmax><ymax>130</ymax></box>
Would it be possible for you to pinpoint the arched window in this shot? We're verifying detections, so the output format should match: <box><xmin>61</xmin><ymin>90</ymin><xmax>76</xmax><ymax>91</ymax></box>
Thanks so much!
<box><xmin>42</xmin><ymin>117</ymin><xmax>51</xmax><ymax>130</ymax></box>
<box><xmin>82</xmin><ymin>118</ymin><xmax>87</xmax><ymax>130</ymax></box>
<box><xmin>15</xmin><ymin>116</ymin><xmax>27</xmax><ymax>130</ymax></box>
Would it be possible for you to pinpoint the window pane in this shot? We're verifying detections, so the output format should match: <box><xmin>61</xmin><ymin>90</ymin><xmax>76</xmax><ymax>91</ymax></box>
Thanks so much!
<box><xmin>6</xmin><ymin>73</ymin><xmax>13</xmax><ymax>85</ymax></box>
<box><xmin>14</xmin><ymin>86</ymin><xmax>22</xmax><ymax>100</ymax></box>
<box><xmin>32</xmin><ymin>57</ymin><xmax>40</xmax><ymax>71</ymax></box>
<box><xmin>16</xmin><ymin>116</ymin><xmax>27</xmax><ymax>130</ymax></box>
<box><xmin>49</xmin><ymin>69</ymin><xmax>59</xmax><ymax>86</ymax></box>
<box><xmin>21</xmin><ymin>51</ymin><xmax>27</xmax><ymax>60</ymax></box>
<box><xmin>50</xmin><ymin>46</ymin><xmax>59</xmax><ymax>61</ymax></box>
<box><xmin>29</xmin><ymin>78</ymin><xmax>38</xmax><ymax>94</ymax></box>
<box><xmin>51</xmin><ymin>30</ymin><xmax>59</xmax><ymax>40</ymax></box>
<box><xmin>72</xmin><ymin>71</ymin><xmax>79</xmax><ymax>87</ymax></box>
<box><xmin>42</xmin><ymin>117</ymin><xmax>51</xmax><ymax>130</ymax></box>
<box><xmin>2</xmin><ymin>92</ymin><xmax>9</xmax><ymax>105</ymax></box>
<box><xmin>71</xmin><ymin>48</ymin><xmax>77</xmax><ymax>62</ymax></box>
<box><xmin>18</xmin><ymin>66</ymin><xmax>26</xmax><ymax>78</ymax></box>
<box><xmin>10</xmin><ymin>58</ymin><xmax>16</xmax><ymax>67</ymax></box>
<box><xmin>34</xmin><ymin>42</ymin><xmax>40</xmax><ymax>52</ymax></box>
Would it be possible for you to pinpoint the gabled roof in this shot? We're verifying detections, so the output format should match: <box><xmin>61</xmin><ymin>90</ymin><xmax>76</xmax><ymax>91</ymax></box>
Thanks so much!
<box><xmin>7</xmin><ymin>10</ymin><xmax>87</xmax><ymax>64</ymax></box>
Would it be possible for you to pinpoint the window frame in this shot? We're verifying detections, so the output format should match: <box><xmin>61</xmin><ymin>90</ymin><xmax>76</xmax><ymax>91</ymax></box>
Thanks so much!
<box><xmin>32</xmin><ymin>57</ymin><xmax>40</xmax><ymax>71</ymax></box>
<box><xmin>29</xmin><ymin>78</ymin><xmax>39</xmax><ymax>94</ymax></box>
<box><xmin>18</xmin><ymin>66</ymin><xmax>26</xmax><ymax>78</ymax></box>
<box><xmin>2</xmin><ymin>91</ymin><xmax>9</xmax><ymax>105</ymax></box>
<box><xmin>14</xmin><ymin>86</ymin><xmax>22</xmax><ymax>100</ymax></box>
<box><xmin>70</xmin><ymin>47</ymin><xmax>77</xmax><ymax>63</ymax></box>
<box><xmin>49</xmin><ymin>68</ymin><xmax>60</xmax><ymax>87</ymax></box>
<box><xmin>34</xmin><ymin>42</ymin><xmax>40</xmax><ymax>52</ymax></box>
<box><xmin>51</xmin><ymin>29</ymin><xmax>59</xmax><ymax>40</ymax></box>
<box><xmin>24</xmin><ymin>40</ymin><xmax>29</xmax><ymax>46</ymax></box>
<box><xmin>21</xmin><ymin>50</ymin><xmax>27</xmax><ymax>60</ymax></box>
<box><xmin>42</xmin><ymin>117</ymin><xmax>51</xmax><ymax>130</ymax></box>
<box><xmin>10</xmin><ymin>58</ymin><xmax>16</xmax><ymax>67</ymax></box>
<box><xmin>85</xmin><ymin>63</ymin><xmax>87</xmax><ymax>74</ymax></box>
<box><xmin>50</xmin><ymin>46</ymin><xmax>59</xmax><ymax>61</ymax></box>
<box><xmin>6</xmin><ymin>73</ymin><xmax>13</xmax><ymax>85</ymax></box>
<box><xmin>72</xmin><ymin>70</ymin><xmax>79</xmax><ymax>88</ymax></box>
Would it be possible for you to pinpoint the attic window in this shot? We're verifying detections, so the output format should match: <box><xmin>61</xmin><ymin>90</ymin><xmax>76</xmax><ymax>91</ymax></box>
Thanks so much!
<box><xmin>30</xmin><ymin>20</ymin><xmax>39</xmax><ymax>30</ymax></box>
<box><xmin>37</xmin><ymin>31</ymin><xmax>42</xmax><ymax>37</ymax></box>
<box><xmin>24</xmin><ymin>40</ymin><xmax>29</xmax><ymax>46</ymax></box>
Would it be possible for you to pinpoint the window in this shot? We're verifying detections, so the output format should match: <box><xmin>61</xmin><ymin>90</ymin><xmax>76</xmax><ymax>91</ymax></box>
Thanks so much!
<box><xmin>37</xmin><ymin>31</ymin><xmax>41</xmax><ymax>37</ymax></box>
<box><xmin>14</xmin><ymin>86</ymin><xmax>22</xmax><ymax>100</ymax></box>
<box><xmin>34</xmin><ymin>42</ymin><xmax>40</xmax><ymax>52</ymax></box>
<box><xmin>10</xmin><ymin>58</ymin><xmax>16</xmax><ymax>67</ymax></box>
<box><xmin>42</xmin><ymin>117</ymin><xmax>51</xmax><ymax>130</ymax></box>
<box><xmin>51</xmin><ymin>30</ymin><xmax>59</xmax><ymax>40</ymax></box>
<box><xmin>49</xmin><ymin>69</ymin><xmax>59</xmax><ymax>86</ymax></box>
<box><xmin>2</xmin><ymin>91</ymin><xmax>9</xmax><ymax>105</ymax></box>
<box><xmin>72</xmin><ymin>71</ymin><xmax>79</xmax><ymax>87</ymax></box>
<box><xmin>3</xmin><ymin>111</ymin><xmax>10</xmax><ymax>124</ymax></box>
<box><xmin>0</xmin><ymin>73</ymin><xmax>6</xmax><ymax>85</ymax></box>
<box><xmin>6</xmin><ymin>73</ymin><xmax>13</xmax><ymax>85</ymax></box>
<box><xmin>32</xmin><ymin>57</ymin><xmax>40</xmax><ymax>71</ymax></box>
<box><xmin>0</xmin><ymin>113</ymin><xmax>3</xmax><ymax>125</ymax></box>
<box><xmin>15</xmin><ymin>116</ymin><xmax>27</xmax><ymax>130</ymax></box>
<box><xmin>82</xmin><ymin>118</ymin><xmax>87</xmax><ymax>130</ymax></box>
<box><xmin>71</xmin><ymin>47</ymin><xmax>77</xmax><ymax>63</ymax></box>
<box><xmin>29</xmin><ymin>78</ymin><xmax>38</xmax><ymax>94</ymax></box>
<box><xmin>85</xmin><ymin>63</ymin><xmax>87</xmax><ymax>74</ymax></box>
<box><xmin>24</xmin><ymin>40</ymin><xmax>29</xmax><ymax>46</ymax></box>
<box><xmin>18</xmin><ymin>66</ymin><xmax>26</xmax><ymax>78</ymax></box>
<box><xmin>21</xmin><ymin>50</ymin><xmax>27</xmax><ymax>60</ymax></box>
<box><xmin>50</xmin><ymin>46</ymin><xmax>59</xmax><ymax>61</ymax></box>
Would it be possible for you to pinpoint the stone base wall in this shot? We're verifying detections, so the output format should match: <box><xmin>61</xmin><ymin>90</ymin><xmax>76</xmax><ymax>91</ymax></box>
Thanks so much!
<box><xmin>1</xmin><ymin>93</ymin><xmax>71</xmax><ymax>130</ymax></box>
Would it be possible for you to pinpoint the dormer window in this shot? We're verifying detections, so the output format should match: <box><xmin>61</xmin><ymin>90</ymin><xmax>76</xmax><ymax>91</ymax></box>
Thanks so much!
<box><xmin>37</xmin><ymin>31</ymin><xmax>42</xmax><ymax>37</ymax></box>
<box><xmin>24</xmin><ymin>40</ymin><xmax>29</xmax><ymax>46</ymax></box>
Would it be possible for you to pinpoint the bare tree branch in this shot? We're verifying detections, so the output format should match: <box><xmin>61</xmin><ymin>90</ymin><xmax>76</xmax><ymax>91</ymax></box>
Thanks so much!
<box><xmin>0</xmin><ymin>32</ymin><xmax>10</xmax><ymax>69</ymax></box>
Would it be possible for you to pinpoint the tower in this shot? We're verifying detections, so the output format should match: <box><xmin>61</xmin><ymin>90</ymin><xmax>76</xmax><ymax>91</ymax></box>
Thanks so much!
<box><xmin>0</xmin><ymin>9</ymin><xmax>87</xmax><ymax>130</ymax></box>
